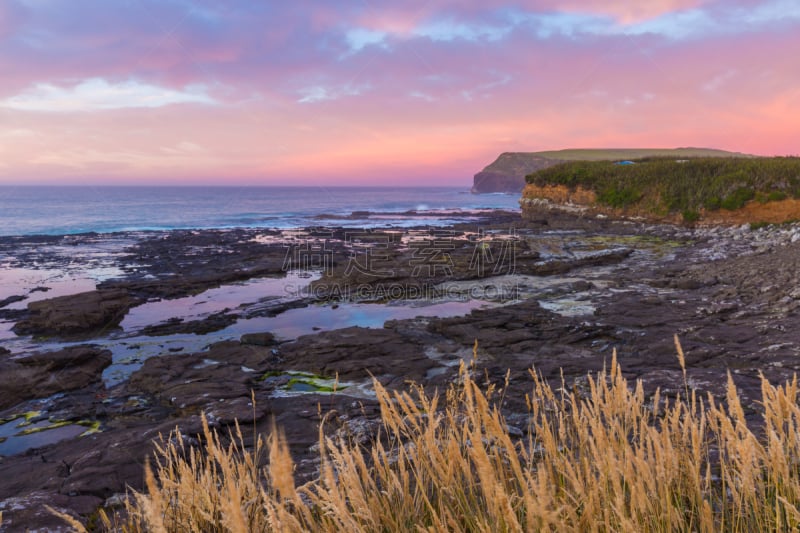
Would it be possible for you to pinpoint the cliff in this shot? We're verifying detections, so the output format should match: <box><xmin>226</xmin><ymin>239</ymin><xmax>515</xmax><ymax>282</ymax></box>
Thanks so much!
<box><xmin>521</xmin><ymin>155</ymin><xmax>800</xmax><ymax>226</ymax></box>
<box><xmin>471</xmin><ymin>153</ymin><xmax>564</xmax><ymax>193</ymax></box>
<box><xmin>471</xmin><ymin>148</ymin><xmax>749</xmax><ymax>194</ymax></box>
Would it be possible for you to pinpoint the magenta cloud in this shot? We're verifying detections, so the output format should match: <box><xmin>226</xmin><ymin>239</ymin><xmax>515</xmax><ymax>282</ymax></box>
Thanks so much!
<box><xmin>0</xmin><ymin>0</ymin><xmax>798</xmax><ymax>184</ymax></box>
<box><xmin>1</xmin><ymin>0</ymin><xmax>791</xmax><ymax>100</ymax></box>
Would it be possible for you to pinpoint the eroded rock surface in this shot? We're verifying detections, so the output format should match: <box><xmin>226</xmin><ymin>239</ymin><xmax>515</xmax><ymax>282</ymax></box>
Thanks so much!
<box><xmin>140</xmin><ymin>311</ymin><xmax>239</xmax><ymax>336</ymax></box>
<box><xmin>0</xmin><ymin>345</ymin><xmax>111</xmax><ymax>409</ymax></box>
<box><xmin>5</xmin><ymin>212</ymin><xmax>800</xmax><ymax>530</ymax></box>
<box><xmin>12</xmin><ymin>289</ymin><xmax>134</xmax><ymax>337</ymax></box>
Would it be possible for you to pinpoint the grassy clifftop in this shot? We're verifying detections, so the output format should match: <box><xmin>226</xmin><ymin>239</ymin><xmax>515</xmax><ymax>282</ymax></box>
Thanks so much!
<box><xmin>485</xmin><ymin>148</ymin><xmax>748</xmax><ymax>173</ymax></box>
<box><xmin>474</xmin><ymin>148</ymin><xmax>747</xmax><ymax>193</ymax></box>
<box><xmin>522</xmin><ymin>147</ymin><xmax>749</xmax><ymax>162</ymax></box>
<box><xmin>525</xmin><ymin>156</ymin><xmax>800</xmax><ymax>223</ymax></box>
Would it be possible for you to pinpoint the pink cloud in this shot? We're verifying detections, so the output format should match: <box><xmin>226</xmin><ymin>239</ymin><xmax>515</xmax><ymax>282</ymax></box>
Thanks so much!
<box><xmin>525</xmin><ymin>0</ymin><xmax>710</xmax><ymax>23</ymax></box>
<box><xmin>0</xmin><ymin>0</ymin><xmax>798</xmax><ymax>186</ymax></box>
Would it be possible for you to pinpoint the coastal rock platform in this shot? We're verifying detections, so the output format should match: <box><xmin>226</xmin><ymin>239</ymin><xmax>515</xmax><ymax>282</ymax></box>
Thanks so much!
<box><xmin>2</xmin><ymin>210</ymin><xmax>800</xmax><ymax>529</ymax></box>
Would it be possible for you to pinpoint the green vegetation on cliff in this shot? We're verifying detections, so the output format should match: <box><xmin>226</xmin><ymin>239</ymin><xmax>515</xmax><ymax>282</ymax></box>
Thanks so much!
<box><xmin>483</xmin><ymin>148</ymin><xmax>745</xmax><ymax>176</ymax></box>
<box><xmin>529</xmin><ymin>147</ymin><xmax>750</xmax><ymax>162</ymax></box>
<box><xmin>474</xmin><ymin>148</ymin><xmax>748</xmax><ymax>193</ymax></box>
<box><xmin>526</xmin><ymin>156</ymin><xmax>800</xmax><ymax>221</ymax></box>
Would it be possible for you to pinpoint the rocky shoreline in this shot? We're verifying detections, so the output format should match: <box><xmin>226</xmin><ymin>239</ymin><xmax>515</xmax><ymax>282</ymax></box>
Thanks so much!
<box><xmin>2</xmin><ymin>208</ymin><xmax>800</xmax><ymax>530</ymax></box>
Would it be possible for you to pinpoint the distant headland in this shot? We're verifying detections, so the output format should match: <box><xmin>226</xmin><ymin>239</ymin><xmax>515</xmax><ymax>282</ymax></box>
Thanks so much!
<box><xmin>471</xmin><ymin>148</ymin><xmax>751</xmax><ymax>193</ymax></box>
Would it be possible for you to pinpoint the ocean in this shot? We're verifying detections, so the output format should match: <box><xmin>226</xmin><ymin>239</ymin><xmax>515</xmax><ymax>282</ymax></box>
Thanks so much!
<box><xmin>0</xmin><ymin>186</ymin><xmax>521</xmax><ymax>236</ymax></box>
<box><xmin>0</xmin><ymin>185</ymin><xmax>522</xmax><ymax>391</ymax></box>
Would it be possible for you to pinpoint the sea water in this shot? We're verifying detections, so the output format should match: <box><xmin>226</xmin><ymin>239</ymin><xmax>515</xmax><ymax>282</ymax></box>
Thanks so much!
<box><xmin>0</xmin><ymin>186</ymin><xmax>520</xmax><ymax>236</ymax></box>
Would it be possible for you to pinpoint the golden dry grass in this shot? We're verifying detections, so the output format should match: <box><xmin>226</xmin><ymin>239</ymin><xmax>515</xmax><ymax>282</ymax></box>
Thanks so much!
<box><xmin>73</xmin><ymin>340</ymin><xmax>800</xmax><ymax>532</ymax></box>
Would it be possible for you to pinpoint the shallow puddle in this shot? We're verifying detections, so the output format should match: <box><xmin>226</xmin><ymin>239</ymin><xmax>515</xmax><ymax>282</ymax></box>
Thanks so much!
<box><xmin>0</xmin><ymin>414</ymin><xmax>100</xmax><ymax>456</ymax></box>
<box><xmin>0</xmin><ymin>268</ymin><xmax>97</xmax><ymax>310</ymax></box>
<box><xmin>100</xmin><ymin>298</ymin><xmax>497</xmax><ymax>386</ymax></box>
<box><xmin>225</xmin><ymin>298</ymin><xmax>496</xmax><ymax>339</ymax></box>
<box><xmin>121</xmin><ymin>272</ymin><xmax>315</xmax><ymax>332</ymax></box>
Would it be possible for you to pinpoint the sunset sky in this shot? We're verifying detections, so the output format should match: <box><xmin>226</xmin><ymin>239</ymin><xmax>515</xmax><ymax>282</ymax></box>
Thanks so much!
<box><xmin>0</xmin><ymin>0</ymin><xmax>798</xmax><ymax>186</ymax></box>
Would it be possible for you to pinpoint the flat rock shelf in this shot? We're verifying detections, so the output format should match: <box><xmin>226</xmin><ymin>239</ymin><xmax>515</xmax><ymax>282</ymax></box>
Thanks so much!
<box><xmin>2</xmin><ymin>209</ymin><xmax>800</xmax><ymax>530</ymax></box>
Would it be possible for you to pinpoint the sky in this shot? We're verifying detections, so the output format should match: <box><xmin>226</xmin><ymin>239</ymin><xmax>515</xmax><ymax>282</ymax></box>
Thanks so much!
<box><xmin>0</xmin><ymin>0</ymin><xmax>798</xmax><ymax>186</ymax></box>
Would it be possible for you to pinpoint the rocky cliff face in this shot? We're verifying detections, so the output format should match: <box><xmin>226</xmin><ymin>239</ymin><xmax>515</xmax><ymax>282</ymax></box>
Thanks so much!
<box><xmin>471</xmin><ymin>153</ymin><xmax>563</xmax><ymax>193</ymax></box>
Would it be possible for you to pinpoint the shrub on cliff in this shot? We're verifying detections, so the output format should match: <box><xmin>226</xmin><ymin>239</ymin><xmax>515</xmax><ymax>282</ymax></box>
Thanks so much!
<box><xmin>527</xmin><ymin>157</ymin><xmax>800</xmax><ymax>216</ymax></box>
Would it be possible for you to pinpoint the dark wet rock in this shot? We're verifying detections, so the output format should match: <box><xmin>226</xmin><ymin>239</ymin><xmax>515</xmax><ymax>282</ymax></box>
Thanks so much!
<box><xmin>671</xmin><ymin>278</ymin><xmax>710</xmax><ymax>290</ymax></box>
<box><xmin>1</xmin><ymin>340</ymin><xmax>338</xmax><ymax>530</ymax></box>
<box><xmin>0</xmin><ymin>294</ymin><xmax>26</xmax><ymax>308</ymax></box>
<box><xmin>0</xmin><ymin>346</ymin><xmax>111</xmax><ymax>410</ymax></box>
<box><xmin>204</xmin><ymin>396</ymin><xmax>267</xmax><ymax>426</ymax></box>
<box><xmin>308</xmin><ymin>233</ymin><xmax>614</xmax><ymax>302</ymax></box>
<box><xmin>241</xmin><ymin>332</ymin><xmax>277</xmax><ymax>346</ymax></box>
<box><xmin>0</xmin><ymin>414</ymin><xmax>207</xmax><ymax>530</ymax></box>
<box><xmin>520</xmin><ymin>248</ymin><xmax>633</xmax><ymax>276</ymax></box>
<box><xmin>5</xmin><ymin>214</ymin><xmax>800</xmax><ymax>530</ymax></box>
<box><xmin>101</xmin><ymin>229</ymin><xmax>293</xmax><ymax>299</ymax></box>
<box><xmin>0</xmin><ymin>307</ymin><xmax>27</xmax><ymax>322</ymax></box>
<box><xmin>127</xmin><ymin>342</ymin><xmax>272</xmax><ymax>410</ymax></box>
<box><xmin>53</xmin><ymin>420</ymin><xmax>200</xmax><ymax>498</ymax></box>
<box><xmin>0</xmin><ymin>492</ymin><xmax>103</xmax><ymax>532</ymax></box>
<box><xmin>140</xmin><ymin>310</ymin><xmax>239</xmax><ymax>336</ymax></box>
<box><xmin>244</xmin><ymin>298</ymin><xmax>312</xmax><ymax>318</ymax></box>
<box><xmin>432</xmin><ymin>299</ymin><xmax>554</xmax><ymax>341</ymax></box>
<box><xmin>277</xmin><ymin>326</ymin><xmax>436</xmax><ymax>385</ymax></box>
<box><xmin>570</xmin><ymin>280</ymin><xmax>594</xmax><ymax>292</ymax></box>
<box><xmin>0</xmin><ymin>346</ymin><xmax>10</xmax><ymax>356</ymax></box>
<box><xmin>12</xmin><ymin>289</ymin><xmax>135</xmax><ymax>337</ymax></box>
<box><xmin>0</xmin><ymin>343</ymin><xmax>291</xmax><ymax>529</ymax></box>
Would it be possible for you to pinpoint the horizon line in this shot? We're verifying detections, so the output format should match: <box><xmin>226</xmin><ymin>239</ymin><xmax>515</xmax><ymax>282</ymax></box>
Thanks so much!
<box><xmin>0</xmin><ymin>183</ymin><xmax>475</xmax><ymax>188</ymax></box>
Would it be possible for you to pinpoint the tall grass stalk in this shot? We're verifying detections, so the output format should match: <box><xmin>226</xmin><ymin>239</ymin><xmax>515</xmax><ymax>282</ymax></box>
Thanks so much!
<box><xmin>110</xmin><ymin>346</ymin><xmax>800</xmax><ymax>532</ymax></box>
